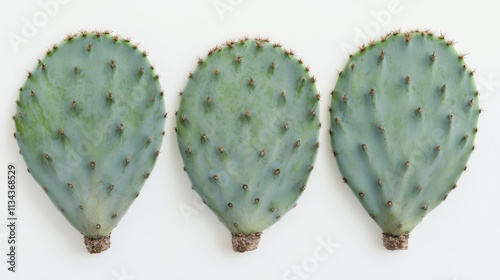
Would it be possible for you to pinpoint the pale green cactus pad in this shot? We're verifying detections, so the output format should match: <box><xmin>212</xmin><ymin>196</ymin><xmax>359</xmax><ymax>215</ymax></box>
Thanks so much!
<box><xmin>13</xmin><ymin>31</ymin><xmax>165</xmax><ymax>253</ymax></box>
<box><xmin>330</xmin><ymin>30</ymin><xmax>479</xmax><ymax>250</ymax></box>
<box><xmin>176</xmin><ymin>38</ymin><xmax>320</xmax><ymax>252</ymax></box>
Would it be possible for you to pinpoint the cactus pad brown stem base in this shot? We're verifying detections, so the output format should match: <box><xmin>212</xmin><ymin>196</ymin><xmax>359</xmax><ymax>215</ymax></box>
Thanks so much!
<box><xmin>232</xmin><ymin>232</ymin><xmax>262</xmax><ymax>252</ymax></box>
<box><xmin>84</xmin><ymin>234</ymin><xmax>111</xmax><ymax>254</ymax></box>
<box><xmin>382</xmin><ymin>233</ymin><xmax>409</xmax><ymax>250</ymax></box>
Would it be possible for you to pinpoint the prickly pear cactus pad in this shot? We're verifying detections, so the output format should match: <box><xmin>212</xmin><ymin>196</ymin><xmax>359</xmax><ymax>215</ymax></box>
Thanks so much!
<box><xmin>13</xmin><ymin>31</ymin><xmax>165</xmax><ymax>253</ymax></box>
<box><xmin>176</xmin><ymin>38</ymin><xmax>320</xmax><ymax>252</ymax></box>
<box><xmin>329</xmin><ymin>30</ymin><xmax>479</xmax><ymax>250</ymax></box>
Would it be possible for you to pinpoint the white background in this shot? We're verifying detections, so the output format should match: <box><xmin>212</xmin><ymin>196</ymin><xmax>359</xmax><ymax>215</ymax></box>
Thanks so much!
<box><xmin>0</xmin><ymin>0</ymin><xmax>499</xmax><ymax>279</ymax></box>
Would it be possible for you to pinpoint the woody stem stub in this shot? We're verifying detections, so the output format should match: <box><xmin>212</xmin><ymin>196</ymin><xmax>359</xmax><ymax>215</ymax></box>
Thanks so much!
<box><xmin>84</xmin><ymin>234</ymin><xmax>111</xmax><ymax>254</ymax></box>
<box><xmin>231</xmin><ymin>232</ymin><xmax>262</xmax><ymax>252</ymax></box>
<box><xmin>382</xmin><ymin>233</ymin><xmax>409</xmax><ymax>250</ymax></box>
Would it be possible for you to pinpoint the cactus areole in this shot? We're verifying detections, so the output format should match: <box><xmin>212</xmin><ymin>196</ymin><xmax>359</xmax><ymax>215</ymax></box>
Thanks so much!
<box><xmin>13</xmin><ymin>31</ymin><xmax>165</xmax><ymax>253</ymax></box>
<box><xmin>176</xmin><ymin>38</ymin><xmax>320</xmax><ymax>252</ymax></box>
<box><xmin>330</xmin><ymin>30</ymin><xmax>479</xmax><ymax>250</ymax></box>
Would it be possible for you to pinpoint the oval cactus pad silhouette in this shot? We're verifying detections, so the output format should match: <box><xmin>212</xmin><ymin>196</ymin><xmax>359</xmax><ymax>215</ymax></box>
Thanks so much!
<box><xmin>13</xmin><ymin>31</ymin><xmax>166</xmax><ymax>253</ymax></box>
<box><xmin>329</xmin><ymin>30</ymin><xmax>479</xmax><ymax>250</ymax></box>
<box><xmin>176</xmin><ymin>38</ymin><xmax>320</xmax><ymax>252</ymax></box>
